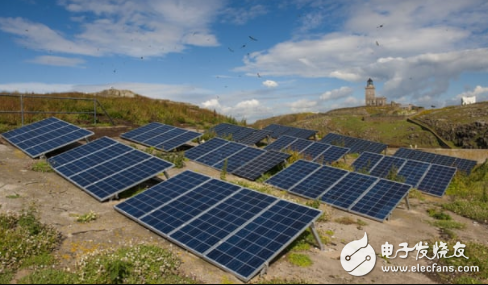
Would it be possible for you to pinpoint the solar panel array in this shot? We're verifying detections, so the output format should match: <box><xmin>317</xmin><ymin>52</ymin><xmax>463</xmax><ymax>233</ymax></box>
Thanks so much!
<box><xmin>185</xmin><ymin>138</ymin><xmax>289</xmax><ymax>180</ymax></box>
<box><xmin>1</xmin><ymin>117</ymin><xmax>94</xmax><ymax>158</ymax></box>
<box><xmin>263</xmin><ymin>124</ymin><xmax>318</xmax><ymax>139</ymax></box>
<box><xmin>209</xmin><ymin>123</ymin><xmax>272</xmax><ymax>145</ymax></box>
<box><xmin>320</xmin><ymin>133</ymin><xmax>387</xmax><ymax>154</ymax></box>
<box><xmin>115</xmin><ymin>170</ymin><xmax>322</xmax><ymax>282</ymax></box>
<box><xmin>353</xmin><ymin>151</ymin><xmax>456</xmax><ymax>197</ymax></box>
<box><xmin>265</xmin><ymin>159</ymin><xmax>411</xmax><ymax>222</ymax></box>
<box><xmin>264</xmin><ymin>135</ymin><xmax>350</xmax><ymax>164</ymax></box>
<box><xmin>121</xmin><ymin>122</ymin><xmax>202</xmax><ymax>151</ymax></box>
<box><xmin>393</xmin><ymin>148</ymin><xmax>477</xmax><ymax>174</ymax></box>
<box><xmin>49</xmin><ymin>137</ymin><xmax>174</xmax><ymax>201</ymax></box>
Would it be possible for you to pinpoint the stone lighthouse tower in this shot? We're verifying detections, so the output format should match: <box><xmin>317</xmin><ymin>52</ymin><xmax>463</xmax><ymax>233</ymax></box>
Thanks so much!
<box><xmin>365</xmin><ymin>78</ymin><xmax>386</xmax><ymax>106</ymax></box>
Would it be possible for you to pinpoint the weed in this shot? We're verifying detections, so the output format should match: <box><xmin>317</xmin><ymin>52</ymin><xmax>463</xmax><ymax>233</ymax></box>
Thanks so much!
<box><xmin>160</xmin><ymin>151</ymin><xmax>185</xmax><ymax>168</ymax></box>
<box><xmin>0</xmin><ymin>270</ymin><xmax>14</xmax><ymax>284</ymax></box>
<box><xmin>221</xmin><ymin>159</ymin><xmax>228</xmax><ymax>181</ymax></box>
<box><xmin>427</xmin><ymin>208</ymin><xmax>452</xmax><ymax>220</ymax></box>
<box><xmin>335</xmin><ymin>217</ymin><xmax>368</xmax><ymax>227</ymax></box>
<box><xmin>6</xmin><ymin>193</ymin><xmax>20</xmax><ymax>199</ymax></box>
<box><xmin>75</xmin><ymin>211</ymin><xmax>98</xmax><ymax>223</ymax></box>
<box><xmin>18</xmin><ymin>269</ymin><xmax>79</xmax><ymax>284</ymax></box>
<box><xmin>305</xmin><ymin>200</ymin><xmax>321</xmax><ymax>209</ymax></box>
<box><xmin>284</xmin><ymin>149</ymin><xmax>305</xmax><ymax>165</ymax></box>
<box><xmin>386</xmin><ymin>164</ymin><xmax>406</xmax><ymax>183</ymax></box>
<box><xmin>431</xmin><ymin>220</ymin><xmax>466</xmax><ymax>230</ymax></box>
<box><xmin>409</xmin><ymin>189</ymin><xmax>425</xmax><ymax>201</ymax></box>
<box><xmin>31</xmin><ymin>160</ymin><xmax>53</xmax><ymax>173</ymax></box>
<box><xmin>287</xmin><ymin>253</ymin><xmax>313</xmax><ymax>267</ymax></box>
<box><xmin>325</xmin><ymin>230</ymin><xmax>334</xmax><ymax>236</ymax></box>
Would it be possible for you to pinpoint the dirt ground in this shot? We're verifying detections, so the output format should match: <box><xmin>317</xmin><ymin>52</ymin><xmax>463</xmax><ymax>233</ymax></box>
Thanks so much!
<box><xmin>1</xmin><ymin>129</ymin><xmax>487</xmax><ymax>284</ymax></box>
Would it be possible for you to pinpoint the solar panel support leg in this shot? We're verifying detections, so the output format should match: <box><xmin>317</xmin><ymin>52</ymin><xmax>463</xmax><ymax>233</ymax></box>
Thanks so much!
<box><xmin>405</xmin><ymin>195</ymin><xmax>411</xmax><ymax>211</ymax></box>
<box><xmin>163</xmin><ymin>171</ymin><xmax>170</xmax><ymax>180</ymax></box>
<box><xmin>260</xmin><ymin>262</ymin><xmax>269</xmax><ymax>278</ymax></box>
<box><xmin>310</xmin><ymin>222</ymin><xmax>325</xmax><ymax>251</ymax></box>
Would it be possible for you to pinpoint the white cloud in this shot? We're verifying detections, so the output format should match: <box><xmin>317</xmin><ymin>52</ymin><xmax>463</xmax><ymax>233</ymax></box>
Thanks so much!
<box><xmin>200</xmin><ymin>98</ymin><xmax>271</xmax><ymax>123</ymax></box>
<box><xmin>0</xmin><ymin>0</ymin><xmax>223</xmax><ymax>58</ymax></box>
<box><xmin>262</xmin><ymin>80</ymin><xmax>278</xmax><ymax>88</ymax></box>
<box><xmin>221</xmin><ymin>4</ymin><xmax>268</xmax><ymax>25</ymax></box>
<box><xmin>27</xmin><ymin>56</ymin><xmax>85</xmax><ymax>67</ymax></box>
<box><xmin>320</xmin><ymin>86</ymin><xmax>353</xmax><ymax>101</ymax></box>
<box><xmin>287</xmin><ymin>99</ymin><xmax>318</xmax><ymax>113</ymax></box>
<box><xmin>456</xmin><ymin>86</ymin><xmax>488</xmax><ymax>98</ymax></box>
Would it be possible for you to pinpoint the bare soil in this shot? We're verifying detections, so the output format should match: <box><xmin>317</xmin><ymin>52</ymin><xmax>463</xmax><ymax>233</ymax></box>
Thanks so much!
<box><xmin>1</xmin><ymin>130</ymin><xmax>487</xmax><ymax>284</ymax></box>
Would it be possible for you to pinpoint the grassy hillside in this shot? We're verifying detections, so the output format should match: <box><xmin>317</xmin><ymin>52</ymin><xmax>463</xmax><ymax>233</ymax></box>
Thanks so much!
<box><xmin>0</xmin><ymin>91</ymin><xmax>240</xmax><ymax>132</ymax></box>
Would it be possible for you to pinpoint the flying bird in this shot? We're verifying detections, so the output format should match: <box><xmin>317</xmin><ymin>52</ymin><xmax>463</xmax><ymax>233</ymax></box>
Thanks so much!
<box><xmin>228</xmin><ymin>47</ymin><xmax>234</xmax><ymax>52</ymax></box>
<box><xmin>257</xmin><ymin>73</ymin><xmax>261</xmax><ymax>78</ymax></box>
<box><xmin>431</xmin><ymin>105</ymin><xmax>436</xmax><ymax>108</ymax></box>
<box><xmin>249</xmin><ymin>36</ymin><xmax>258</xmax><ymax>41</ymax></box>
<box><xmin>241</xmin><ymin>44</ymin><xmax>246</xmax><ymax>48</ymax></box>
<box><xmin>376</xmin><ymin>24</ymin><xmax>384</xmax><ymax>28</ymax></box>
<box><xmin>376</xmin><ymin>41</ymin><xmax>380</xmax><ymax>46</ymax></box>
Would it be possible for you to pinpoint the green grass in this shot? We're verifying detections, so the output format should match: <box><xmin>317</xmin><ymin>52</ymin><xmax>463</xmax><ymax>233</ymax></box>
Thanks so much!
<box><xmin>31</xmin><ymin>161</ymin><xmax>54</xmax><ymax>173</ymax></box>
<box><xmin>18</xmin><ymin>269</ymin><xmax>79</xmax><ymax>284</ymax></box>
<box><xmin>427</xmin><ymin>208</ymin><xmax>452</xmax><ymax>220</ymax></box>
<box><xmin>74</xmin><ymin>211</ymin><xmax>98</xmax><ymax>223</ymax></box>
<box><xmin>431</xmin><ymin>220</ymin><xmax>466</xmax><ymax>230</ymax></box>
<box><xmin>287</xmin><ymin>253</ymin><xmax>313</xmax><ymax>267</ymax></box>
<box><xmin>6</xmin><ymin>193</ymin><xmax>21</xmax><ymax>199</ymax></box>
<box><xmin>334</xmin><ymin>217</ymin><xmax>368</xmax><ymax>227</ymax></box>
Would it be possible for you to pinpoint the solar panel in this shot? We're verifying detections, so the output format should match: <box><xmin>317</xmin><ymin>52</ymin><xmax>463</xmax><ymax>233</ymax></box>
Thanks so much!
<box><xmin>321</xmin><ymin>172</ymin><xmax>378</xmax><ymax>211</ymax></box>
<box><xmin>369</xmin><ymin>156</ymin><xmax>407</xmax><ymax>178</ymax></box>
<box><xmin>115</xmin><ymin>171</ymin><xmax>322</xmax><ymax>282</ymax></box>
<box><xmin>289</xmin><ymin>165</ymin><xmax>349</xmax><ymax>200</ymax></box>
<box><xmin>319</xmin><ymin>133</ymin><xmax>341</xmax><ymax>144</ymax></box>
<box><xmin>219</xmin><ymin>125</ymin><xmax>243</xmax><ymax>139</ymax></box>
<box><xmin>49</xmin><ymin>137</ymin><xmax>174</xmax><ymax>201</ymax></box>
<box><xmin>270</xmin><ymin>125</ymin><xmax>290</xmax><ymax>138</ymax></box>
<box><xmin>212</xmin><ymin>123</ymin><xmax>232</xmax><ymax>135</ymax></box>
<box><xmin>264</xmin><ymin>136</ymin><xmax>297</xmax><ymax>151</ymax></box>
<box><xmin>121</xmin><ymin>123</ymin><xmax>202</xmax><ymax>151</ymax></box>
<box><xmin>184</xmin><ymin>138</ymin><xmax>229</xmax><ymax>160</ymax></box>
<box><xmin>237</xmin><ymin>129</ymin><xmax>272</xmax><ymax>145</ymax></box>
<box><xmin>232</xmin><ymin>151</ymin><xmax>291</xmax><ymax>181</ymax></box>
<box><xmin>264</xmin><ymin>124</ymin><xmax>317</xmax><ymax>139</ymax></box>
<box><xmin>452</xmin><ymin>158</ymin><xmax>477</xmax><ymax>175</ymax></box>
<box><xmin>367</xmin><ymin>142</ymin><xmax>388</xmax><ymax>154</ymax></box>
<box><xmin>431</xmin><ymin>155</ymin><xmax>456</xmax><ymax>167</ymax></box>
<box><xmin>300</xmin><ymin>142</ymin><xmax>330</xmax><ymax>161</ymax></box>
<box><xmin>408</xmin><ymin>150</ymin><xmax>437</xmax><ymax>163</ymax></box>
<box><xmin>320</xmin><ymin>133</ymin><xmax>386</xmax><ymax>154</ymax></box>
<box><xmin>352</xmin><ymin>152</ymin><xmax>384</xmax><ymax>173</ymax></box>
<box><xmin>417</xmin><ymin>164</ymin><xmax>456</xmax><ymax>197</ymax></box>
<box><xmin>115</xmin><ymin>171</ymin><xmax>211</xmax><ymax>219</ymax></box>
<box><xmin>397</xmin><ymin>160</ymin><xmax>431</xmax><ymax>188</ymax></box>
<box><xmin>232</xmin><ymin>128</ymin><xmax>257</xmax><ymax>141</ymax></box>
<box><xmin>393</xmin><ymin>148</ymin><xmax>414</xmax><ymax>159</ymax></box>
<box><xmin>314</xmin><ymin>145</ymin><xmax>350</xmax><ymax>164</ymax></box>
<box><xmin>262</xmin><ymin>124</ymin><xmax>280</xmax><ymax>133</ymax></box>
<box><xmin>1</xmin><ymin>117</ymin><xmax>93</xmax><ymax>158</ymax></box>
<box><xmin>213</xmin><ymin>147</ymin><xmax>265</xmax><ymax>172</ymax></box>
<box><xmin>265</xmin><ymin>160</ymin><xmax>321</xmax><ymax>191</ymax></box>
<box><xmin>349</xmin><ymin>179</ymin><xmax>412</xmax><ymax>222</ymax></box>
<box><xmin>196</xmin><ymin>142</ymin><xmax>247</xmax><ymax>168</ymax></box>
<box><xmin>294</xmin><ymin>129</ymin><xmax>318</xmax><ymax>140</ymax></box>
<box><xmin>285</xmin><ymin>139</ymin><xmax>314</xmax><ymax>153</ymax></box>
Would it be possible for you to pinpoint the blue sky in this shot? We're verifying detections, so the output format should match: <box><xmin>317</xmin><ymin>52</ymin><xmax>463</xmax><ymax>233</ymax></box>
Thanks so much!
<box><xmin>1</xmin><ymin>0</ymin><xmax>488</xmax><ymax>123</ymax></box>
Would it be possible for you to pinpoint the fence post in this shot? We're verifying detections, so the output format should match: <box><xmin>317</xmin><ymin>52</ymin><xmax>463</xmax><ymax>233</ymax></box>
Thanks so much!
<box><xmin>20</xmin><ymin>94</ymin><xmax>24</xmax><ymax>126</ymax></box>
<box><xmin>94</xmin><ymin>97</ymin><xmax>97</xmax><ymax>125</ymax></box>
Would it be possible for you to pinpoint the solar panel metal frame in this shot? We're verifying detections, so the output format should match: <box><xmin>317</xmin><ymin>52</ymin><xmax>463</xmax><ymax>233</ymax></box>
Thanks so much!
<box><xmin>231</xmin><ymin>128</ymin><xmax>257</xmax><ymax>142</ymax></box>
<box><xmin>417</xmin><ymin>164</ymin><xmax>457</xmax><ymax>197</ymax></box>
<box><xmin>300</xmin><ymin>142</ymin><xmax>331</xmax><ymax>161</ymax></box>
<box><xmin>351</xmin><ymin>152</ymin><xmax>384</xmax><ymax>173</ymax></box>
<box><xmin>285</xmin><ymin>138</ymin><xmax>314</xmax><ymax>153</ymax></box>
<box><xmin>264</xmin><ymin>135</ymin><xmax>297</xmax><ymax>151</ymax></box>
<box><xmin>394</xmin><ymin>148</ymin><xmax>477</xmax><ymax>174</ymax></box>
<box><xmin>212</xmin><ymin>147</ymin><xmax>266</xmax><ymax>172</ymax></box>
<box><xmin>452</xmin><ymin>158</ymin><xmax>477</xmax><ymax>175</ymax></box>
<box><xmin>369</xmin><ymin>156</ymin><xmax>407</xmax><ymax>178</ymax></box>
<box><xmin>237</xmin><ymin>129</ymin><xmax>272</xmax><ymax>146</ymax></box>
<box><xmin>1</xmin><ymin>117</ymin><xmax>94</xmax><ymax>158</ymax></box>
<box><xmin>314</xmin><ymin>145</ymin><xmax>350</xmax><ymax>164</ymax></box>
<box><xmin>397</xmin><ymin>160</ymin><xmax>431</xmax><ymax>188</ymax></box>
<box><xmin>195</xmin><ymin>141</ymin><xmax>248</xmax><ymax>168</ymax></box>
<box><xmin>264</xmin><ymin>160</ymin><xmax>321</xmax><ymax>192</ymax></box>
<box><xmin>115</xmin><ymin>170</ymin><xmax>322</xmax><ymax>282</ymax></box>
<box><xmin>49</xmin><ymin>137</ymin><xmax>174</xmax><ymax>202</ymax></box>
<box><xmin>157</xmin><ymin>130</ymin><xmax>202</xmax><ymax>151</ymax></box>
<box><xmin>184</xmin><ymin>138</ymin><xmax>230</xmax><ymax>161</ymax></box>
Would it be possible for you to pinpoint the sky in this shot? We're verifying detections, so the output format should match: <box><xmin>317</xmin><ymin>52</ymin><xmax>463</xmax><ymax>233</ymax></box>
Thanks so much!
<box><xmin>1</xmin><ymin>0</ymin><xmax>488</xmax><ymax>123</ymax></box>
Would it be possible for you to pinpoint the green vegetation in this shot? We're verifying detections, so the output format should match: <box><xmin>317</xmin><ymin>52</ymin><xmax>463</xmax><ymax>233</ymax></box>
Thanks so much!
<box><xmin>431</xmin><ymin>220</ymin><xmax>466</xmax><ymax>230</ymax></box>
<box><xmin>427</xmin><ymin>208</ymin><xmax>452</xmax><ymax>221</ymax></box>
<box><xmin>31</xmin><ymin>160</ymin><xmax>53</xmax><ymax>173</ymax></box>
<box><xmin>0</xmin><ymin>205</ymin><xmax>62</xmax><ymax>283</ymax></box>
<box><xmin>0</xmin><ymin>91</ymin><xmax>239</xmax><ymax>130</ymax></box>
<box><xmin>284</xmin><ymin>149</ymin><xmax>305</xmax><ymax>165</ymax></box>
<box><xmin>6</xmin><ymin>193</ymin><xmax>21</xmax><ymax>199</ymax></box>
<box><xmin>74</xmin><ymin>211</ymin><xmax>98</xmax><ymax>223</ymax></box>
<box><xmin>334</xmin><ymin>217</ymin><xmax>368</xmax><ymax>227</ymax></box>
<box><xmin>160</xmin><ymin>151</ymin><xmax>186</xmax><ymax>168</ymax></box>
<box><xmin>287</xmin><ymin>229</ymin><xmax>330</xmax><ymax>252</ymax></box>
<box><xmin>428</xmin><ymin>241</ymin><xmax>488</xmax><ymax>284</ymax></box>
<box><xmin>386</xmin><ymin>165</ymin><xmax>406</xmax><ymax>183</ymax></box>
<box><xmin>443</xmin><ymin>160</ymin><xmax>488</xmax><ymax>222</ymax></box>
<box><xmin>427</xmin><ymin>208</ymin><xmax>466</xmax><ymax>230</ymax></box>
<box><xmin>287</xmin><ymin>253</ymin><xmax>313</xmax><ymax>267</ymax></box>
<box><xmin>220</xmin><ymin>159</ymin><xmax>228</xmax><ymax>181</ymax></box>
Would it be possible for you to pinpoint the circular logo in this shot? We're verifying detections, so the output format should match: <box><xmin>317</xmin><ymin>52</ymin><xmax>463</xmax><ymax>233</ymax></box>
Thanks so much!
<box><xmin>341</xmin><ymin>233</ymin><xmax>377</xmax><ymax>276</ymax></box>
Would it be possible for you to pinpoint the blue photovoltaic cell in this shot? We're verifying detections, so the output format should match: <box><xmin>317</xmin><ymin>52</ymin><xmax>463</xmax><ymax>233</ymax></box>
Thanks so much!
<box><xmin>237</xmin><ymin>130</ymin><xmax>272</xmax><ymax>146</ymax></box>
<box><xmin>300</xmin><ymin>142</ymin><xmax>330</xmax><ymax>161</ymax></box>
<box><xmin>314</xmin><ymin>145</ymin><xmax>349</xmax><ymax>164</ymax></box>
<box><xmin>320</xmin><ymin>133</ymin><xmax>386</xmax><ymax>154</ymax></box>
<box><xmin>196</xmin><ymin>142</ymin><xmax>247</xmax><ymax>167</ymax></box>
<box><xmin>367</xmin><ymin>142</ymin><xmax>388</xmax><ymax>154</ymax></box>
<box><xmin>157</xmin><ymin>131</ymin><xmax>202</xmax><ymax>151</ymax></box>
<box><xmin>352</xmin><ymin>152</ymin><xmax>384</xmax><ymax>172</ymax></box>
<box><xmin>264</xmin><ymin>136</ymin><xmax>297</xmax><ymax>151</ymax></box>
<box><xmin>289</xmin><ymin>165</ymin><xmax>349</xmax><ymax>200</ymax></box>
<box><xmin>143</xmin><ymin>128</ymin><xmax>187</xmax><ymax>147</ymax></box>
<box><xmin>170</xmin><ymin>189</ymin><xmax>278</xmax><ymax>254</ymax></box>
<box><xmin>294</xmin><ymin>129</ymin><xmax>317</xmax><ymax>140</ymax></box>
<box><xmin>184</xmin><ymin>138</ymin><xmax>229</xmax><ymax>160</ymax></box>
<box><xmin>213</xmin><ymin>147</ymin><xmax>265</xmax><ymax>172</ymax></box>
<box><xmin>115</xmin><ymin>171</ymin><xmax>211</xmax><ymax>219</ymax></box>
<box><xmin>269</xmin><ymin>125</ymin><xmax>290</xmax><ymax>138</ymax></box>
<box><xmin>1</xmin><ymin>117</ymin><xmax>93</xmax><ymax>158</ymax></box>
<box><xmin>125</xmin><ymin>124</ymin><xmax>174</xmax><ymax>142</ymax></box>
<box><xmin>219</xmin><ymin>125</ymin><xmax>243</xmax><ymax>138</ymax></box>
<box><xmin>407</xmin><ymin>150</ymin><xmax>437</xmax><ymax>164</ymax></box>
<box><xmin>319</xmin><ymin>133</ymin><xmax>341</xmax><ymax>144</ymax></box>
<box><xmin>452</xmin><ymin>158</ymin><xmax>477</xmax><ymax>175</ymax></box>
<box><xmin>285</xmin><ymin>139</ymin><xmax>314</xmax><ymax>153</ymax></box>
<box><xmin>49</xmin><ymin>137</ymin><xmax>173</xmax><ymax>201</ymax></box>
<box><xmin>321</xmin><ymin>172</ymin><xmax>378</xmax><ymax>210</ymax></box>
<box><xmin>417</xmin><ymin>164</ymin><xmax>456</xmax><ymax>197</ymax></box>
<box><xmin>393</xmin><ymin>148</ymin><xmax>414</xmax><ymax>159</ymax></box>
<box><xmin>212</xmin><ymin>123</ymin><xmax>232</xmax><ymax>135</ymax></box>
<box><xmin>232</xmin><ymin>151</ymin><xmax>291</xmax><ymax>181</ymax></box>
<box><xmin>121</xmin><ymin>123</ymin><xmax>170</xmax><ymax>141</ymax></box>
<box><xmin>115</xmin><ymin>171</ymin><xmax>322</xmax><ymax>282</ymax></box>
<box><xmin>265</xmin><ymin>160</ymin><xmax>321</xmax><ymax>191</ymax></box>
<box><xmin>140</xmin><ymin>179</ymin><xmax>241</xmax><ymax>235</ymax></box>
<box><xmin>397</xmin><ymin>160</ymin><xmax>431</xmax><ymax>188</ymax></box>
<box><xmin>350</xmin><ymin>179</ymin><xmax>411</xmax><ymax>222</ymax></box>
<box><xmin>205</xmin><ymin>200</ymin><xmax>321</xmax><ymax>281</ymax></box>
<box><xmin>431</xmin><ymin>155</ymin><xmax>456</xmax><ymax>167</ymax></box>
<box><xmin>369</xmin><ymin>156</ymin><xmax>407</xmax><ymax>178</ymax></box>
<box><xmin>232</xmin><ymin>128</ymin><xmax>256</xmax><ymax>141</ymax></box>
